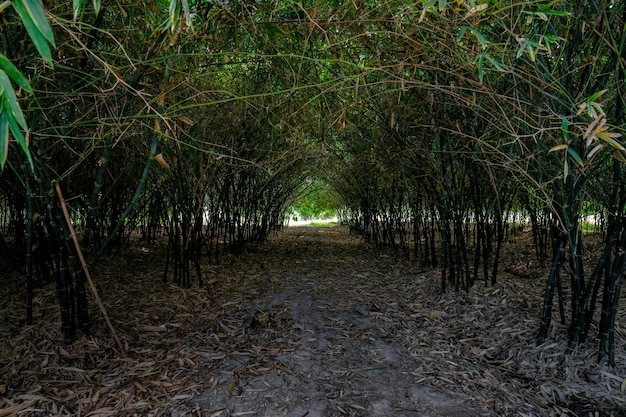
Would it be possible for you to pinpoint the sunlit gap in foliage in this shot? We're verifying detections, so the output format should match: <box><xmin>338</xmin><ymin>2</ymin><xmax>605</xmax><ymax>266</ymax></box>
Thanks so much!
<box><xmin>286</xmin><ymin>177</ymin><xmax>342</xmax><ymax>227</ymax></box>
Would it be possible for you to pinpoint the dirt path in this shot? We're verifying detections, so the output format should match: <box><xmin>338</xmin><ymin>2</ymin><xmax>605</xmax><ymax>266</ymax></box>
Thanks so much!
<box><xmin>192</xmin><ymin>227</ymin><xmax>486</xmax><ymax>416</ymax></box>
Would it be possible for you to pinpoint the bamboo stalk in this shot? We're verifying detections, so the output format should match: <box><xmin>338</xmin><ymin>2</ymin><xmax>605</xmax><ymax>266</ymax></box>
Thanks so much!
<box><xmin>25</xmin><ymin>181</ymin><xmax>33</xmax><ymax>325</ymax></box>
<box><xmin>54</xmin><ymin>181</ymin><xmax>126</xmax><ymax>357</ymax></box>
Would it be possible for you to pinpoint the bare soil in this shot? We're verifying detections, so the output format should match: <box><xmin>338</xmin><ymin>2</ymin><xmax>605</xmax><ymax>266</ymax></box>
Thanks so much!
<box><xmin>1</xmin><ymin>225</ymin><xmax>625</xmax><ymax>416</ymax></box>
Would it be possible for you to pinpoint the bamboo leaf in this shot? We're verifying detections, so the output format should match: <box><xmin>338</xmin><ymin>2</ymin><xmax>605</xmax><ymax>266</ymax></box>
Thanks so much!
<box><xmin>590</xmin><ymin>102</ymin><xmax>605</xmax><ymax>118</ymax></box>
<box><xmin>92</xmin><ymin>0</ymin><xmax>101</xmax><ymax>16</ymax></box>
<box><xmin>536</xmin><ymin>7</ymin><xmax>568</xmax><ymax>16</ymax></box>
<box><xmin>16</xmin><ymin>0</ymin><xmax>55</xmax><ymax>46</ymax></box>
<box><xmin>466</xmin><ymin>27</ymin><xmax>488</xmax><ymax>49</ymax></box>
<box><xmin>583</xmin><ymin>115</ymin><xmax>602</xmax><ymax>143</ymax></box>
<box><xmin>72</xmin><ymin>0</ymin><xmax>83</xmax><ymax>19</ymax></box>
<box><xmin>438</xmin><ymin>0</ymin><xmax>447</xmax><ymax>12</ymax></box>
<box><xmin>587</xmin><ymin>143</ymin><xmax>605</xmax><ymax>161</ymax></box>
<box><xmin>0</xmin><ymin>69</ymin><xmax>27</xmax><ymax>129</ymax></box>
<box><xmin>484</xmin><ymin>55</ymin><xmax>506</xmax><ymax>72</ymax></box>
<box><xmin>0</xmin><ymin>52</ymin><xmax>32</xmax><ymax>92</ymax></box>
<box><xmin>178</xmin><ymin>115</ymin><xmax>194</xmax><ymax>126</ymax></box>
<box><xmin>476</xmin><ymin>32</ymin><xmax>488</xmax><ymax>49</ymax></box>
<box><xmin>516</xmin><ymin>40</ymin><xmax>527</xmax><ymax>59</ymax></box>
<box><xmin>0</xmin><ymin>1</ymin><xmax>11</xmax><ymax>12</ymax></box>
<box><xmin>560</xmin><ymin>115</ymin><xmax>568</xmax><ymax>140</ymax></box>
<box><xmin>587</xmin><ymin>89</ymin><xmax>608</xmax><ymax>103</ymax></box>
<box><xmin>567</xmin><ymin>146</ymin><xmax>583</xmax><ymax>166</ymax></box>
<box><xmin>6</xmin><ymin>109</ymin><xmax>34</xmax><ymax>171</ymax></box>
<box><xmin>12</xmin><ymin>0</ymin><xmax>54</xmax><ymax>65</ymax></box>
<box><xmin>599</xmin><ymin>135</ymin><xmax>625</xmax><ymax>152</ymax></box>
<box><xmin>549</xmin><ymin>144</ymin><xmax>568</xmax><ymax>153</ymax></box>
<box><xmin>168</xmin><ymin>0</ymin><xmax>180</xmax><ymax>31</ymax></box>
<box><xmin>154</xmin><ymin>153</ymin><xmax>170</xmax><ymax>169</ymax></box>
<box><xmin>614</xmin><ymin>150</ymin><xmax>626</xmax><ymax>163</ymax></box>
<box><xmin>457</xmin><ymin>26</ymin><xmax>468</xmax><ymax>43</ymax></box>
<box><xmin>472</xmin><ymin>3</ymin><xmax>488</xmax><ymax>13</ymax></box>
<box><xmin>181</xmin><ymin>0</ymin><xmax>191</xmax><ymax>27</ymax></box>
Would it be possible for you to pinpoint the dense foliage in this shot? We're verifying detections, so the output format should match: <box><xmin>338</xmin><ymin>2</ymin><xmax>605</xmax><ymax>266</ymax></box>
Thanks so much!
<box><xmin>0</xmin><ymin>0</ymin><xmax>625</xmax><ymax>364</ymax></box>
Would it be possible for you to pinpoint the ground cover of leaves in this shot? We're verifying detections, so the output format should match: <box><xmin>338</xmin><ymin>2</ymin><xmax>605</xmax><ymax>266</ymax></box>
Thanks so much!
<box><xmin>1</xmin><ymin>225</ymin><xmax>626</xmax><ymax>416</ymax></box>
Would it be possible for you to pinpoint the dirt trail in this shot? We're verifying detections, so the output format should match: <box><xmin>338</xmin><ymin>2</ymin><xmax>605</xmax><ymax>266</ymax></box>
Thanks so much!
<box><xmin>190</xmin><ymin>227</ymin><xmax>488</xmax><ymax>416</ymax></box>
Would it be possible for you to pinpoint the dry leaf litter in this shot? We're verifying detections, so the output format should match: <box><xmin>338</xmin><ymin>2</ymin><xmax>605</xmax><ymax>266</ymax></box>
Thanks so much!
<box><xmin>0</xmin><ymin>226</ymin><xmax>625</xmax><ymax>417</ymax></box>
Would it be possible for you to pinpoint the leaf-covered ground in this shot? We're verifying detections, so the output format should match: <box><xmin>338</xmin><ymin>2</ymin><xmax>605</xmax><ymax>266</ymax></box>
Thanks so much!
<box><xmin>1</xmin><ymin>225</ymin><xmax>625</xmax><ymax>416</ymax></box>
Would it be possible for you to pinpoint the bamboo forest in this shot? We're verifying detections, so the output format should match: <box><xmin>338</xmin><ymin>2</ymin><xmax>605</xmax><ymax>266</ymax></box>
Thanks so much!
<box><xmin>1</xmin><ymin>0</ymin><xmax>626</xmax><ymax>415</ymax></box>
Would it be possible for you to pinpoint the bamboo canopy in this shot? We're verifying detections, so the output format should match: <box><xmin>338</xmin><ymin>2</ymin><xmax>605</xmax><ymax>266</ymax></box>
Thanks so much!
<box><xmin>0</xmin><ymin>0</ymin><xmax>625</xmax><ymax>366</ymax></box>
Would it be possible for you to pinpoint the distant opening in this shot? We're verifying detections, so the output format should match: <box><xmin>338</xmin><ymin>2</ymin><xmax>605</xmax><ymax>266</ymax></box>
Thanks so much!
<box><xmin>287</xmin><ymin>178</ymin><xmax>342</xmax><ymax>227</ymax></box>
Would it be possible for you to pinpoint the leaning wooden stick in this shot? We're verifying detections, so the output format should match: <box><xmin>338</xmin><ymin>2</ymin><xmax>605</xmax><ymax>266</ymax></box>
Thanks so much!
<box><xmin>54</xmin><ymin>181</ymin><xmax>126</xmax><ymax>357</ymax></box>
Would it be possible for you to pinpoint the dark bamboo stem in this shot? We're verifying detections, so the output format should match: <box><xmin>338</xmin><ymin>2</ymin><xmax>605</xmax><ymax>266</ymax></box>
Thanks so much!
<box><xmin>55</xmin><ymin>181</ymin><xmax>126</xmax><ymax>357</ymax></box>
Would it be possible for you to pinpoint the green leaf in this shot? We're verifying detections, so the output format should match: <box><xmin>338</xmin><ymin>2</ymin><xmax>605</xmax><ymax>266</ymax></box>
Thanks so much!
<box><xmin>0</xmin><ymin>52</ymin><xmax>32</xmax><ymax>92</ymax></box>
<box><xmin>261</xmin><ymin>22</ymin><xmax>285</xmax><ymax>38</ymax></box>
<box><xmin>537</xmin><ymin>5</ymin><xmax>568</xmax><ymax>16</ymax></box>
<box><xmin>0</xmin><ymin>111</ymin><xmax>8</xmax><ymax>168</ymax></box>
<box><xmin>473</xmin><ymin>29</ymin><xmax>488</xmax><ymax>48</ymax></box>
<box><xmin>0</xmin><ymin>1</ymin><xmax>11</xmax><ymax>12</ymax></box>
<box><xmin>457</xmin><ymin>26</ymin><xmax>469</xmax><ymax>43</ymax></box>
<box><xmin>589</xmin><ymin>102</ymin><xmax>605</xmax><ymax>118</ymax></box>
<box><xmin>516</xmin><ymin>40</ymin><xmax>526</xmax><ymax>59</ymax></box>
<box><xmin>0</xmin><ymin>69</ymin><xmax>27</xmax><ymax>130</ymax></box>
<box><xmin>92</xmin><ymin>0</ymin><xmax>101</xmax><ymax>16</ymax></box>
<box><xmin>567</xmin><ymin>146</ymin><xmax>583</xmax><ymax>166</ymax></box>
<box><xmin>181</xmin><ymin>0</ymin><xmax>191</xmax><ymax>27</ymax></box>
<box><xmin>6</xmin><ymin>110</ymin><xmax>33</xmax><ymax>172</ymax></box>
<box><xmin>438</xmin><ymin>0</ymin><xmax>447</xmax><ymax>12</ymax></box>
<box><xmin>16</xmin><ymin>0</ymin><xmax>55</xmax><ymax>45</ymax></box>
<box><xmin>477</xmin><ymin>54</ymin><xmax>484</xmax><ymax>84</ymax></box>
<box><xmin>560</xmin><ymin>115</ymin><xmax>568</xmax><ymax>140</ymax></box>
<box><xmin>72</xmin><ymin>0</ymin><xmax>83</xmax><ymax>19</ymax></box>
<box><xmin>169</xmin><ymin>0</ymin><xmax>180</xmax><ymax>31</ymax></box>
<box><xmin>484</xmin><ymin>55</ymin><xmax>506</xmax><ymax>72</ymax></box>
<box><xmin>12</xmin><ymin>0</ymin><xmax>54</xmax><ymax>65</ymax></box>
<box><xmin>600</xmin><ymin>135</ymin><xmax>626</xmax><ymax>152</ymax></box>
<box><xmin>588</xmin><ymin>89</ymin><xmax>608</xmax><ymax>103</ymax></box>
<box><xmin>458</xmin><ymin>26</ymin><xmax>488</xmax><ymax>49</ymax></box>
